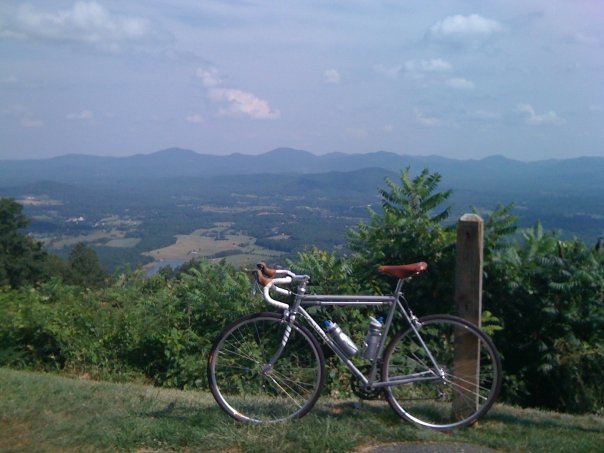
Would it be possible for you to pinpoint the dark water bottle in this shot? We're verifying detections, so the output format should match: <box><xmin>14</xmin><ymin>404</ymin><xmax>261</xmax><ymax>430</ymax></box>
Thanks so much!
<box><xmin>324</xmin><ymin>320</ymin><xmax>358</xmax><ymax>357</ymax></box>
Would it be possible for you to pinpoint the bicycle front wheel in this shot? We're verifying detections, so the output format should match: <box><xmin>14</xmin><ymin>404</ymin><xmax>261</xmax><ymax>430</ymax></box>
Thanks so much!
<box><xmin>207</xmin><ymin>312</ymin><xmax>325</xmax><ymax>423</ymax></box>
<box><xmin>382</xmin><ymin>315</ymin><xmax>502</xmax><ymax>430</ymax></box>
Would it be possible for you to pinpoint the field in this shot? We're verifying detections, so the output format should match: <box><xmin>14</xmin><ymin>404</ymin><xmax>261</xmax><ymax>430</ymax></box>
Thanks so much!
<box><xmin>1</xmin><ymin>368</ymin><xmax>602</xmax><ymax>452</ymax></box>
<box><xmin>143</xmin><ymin>223</ymin><xmax>284</xmax><ymax>273</ymax></box>
<box><xmin>32</xmin><ymin>212</ymin><xmax>143</xmax><ymax>251</ymax></box>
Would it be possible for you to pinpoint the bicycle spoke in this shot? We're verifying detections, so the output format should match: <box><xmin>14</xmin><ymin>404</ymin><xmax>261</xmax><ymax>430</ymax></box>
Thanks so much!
<box><xmin>208</xmin><ymin>313</ymin><xmax>325</xmax><ymax>423</ymax></box>
<box><xmin>383</xmin><ymin>315</ymin><xmax>501</xmax><ymax>430</ymax></box>
<box><xmin>263</xmin><ymin>374</ymin><xmax>306</xmax><ymax>409</ymax></box>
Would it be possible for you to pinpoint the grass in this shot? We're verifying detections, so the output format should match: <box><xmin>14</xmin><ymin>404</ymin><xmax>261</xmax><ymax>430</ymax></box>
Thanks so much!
<box><xmin>1</xmin><ymin>368</ymin><xmax>603</xmax><ymax>452</ymax></box>
<box><xmin>105</xmin><ymin>238</ymin><xmax>141</xmax><ymax>248</ymax></box>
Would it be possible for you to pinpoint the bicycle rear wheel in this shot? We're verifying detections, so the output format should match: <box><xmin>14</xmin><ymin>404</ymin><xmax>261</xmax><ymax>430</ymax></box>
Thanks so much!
<box><xmin>207</xmin><ymin>312</ymin><xmax>325</xmax><ymax>423</ymax></box>
<box><xmin>382</xmin><ymin>315</ymin><xmax>502</xmax><ymax>430</ymax></box>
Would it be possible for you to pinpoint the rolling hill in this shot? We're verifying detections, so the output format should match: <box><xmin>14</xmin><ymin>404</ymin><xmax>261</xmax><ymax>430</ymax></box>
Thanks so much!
<box><xmin>1</xmin><ymin>148</ymin><xmax>603</xmax><ymax>270</ymax></box>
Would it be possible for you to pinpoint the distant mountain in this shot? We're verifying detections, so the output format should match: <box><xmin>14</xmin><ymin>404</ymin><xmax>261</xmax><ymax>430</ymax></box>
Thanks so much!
<box><xmin>0</xmin><ymin>147</ymin><xmax>447</xmax><ymax>185</ymax></box>
<box><xmin>1</xmin><ymin>148</ymin><xmax>603</xmax><ymax>198</ymax></box>
<box><xmin>2</xmin><ymin>148</ymin><xmax>603</xmax><ymax>258</ymax></box>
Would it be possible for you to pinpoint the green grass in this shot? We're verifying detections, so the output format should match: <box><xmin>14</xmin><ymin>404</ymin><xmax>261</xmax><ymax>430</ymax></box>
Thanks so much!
<box><xmin>0</xmin><ymin>368</ymin><xmax>602</xmax><ymax>452</ymax></box>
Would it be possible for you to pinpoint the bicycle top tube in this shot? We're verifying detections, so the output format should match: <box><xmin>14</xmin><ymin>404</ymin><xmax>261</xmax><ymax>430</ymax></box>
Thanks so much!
<box><xmin>253</xmin><ymin>261</ymin><xmax>428</xmax><ymax>309</ymax></box>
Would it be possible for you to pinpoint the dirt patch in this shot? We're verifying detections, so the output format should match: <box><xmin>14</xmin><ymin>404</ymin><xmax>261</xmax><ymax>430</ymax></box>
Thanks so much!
<box><xmin>0</xmin><ymin>418</ymin><xmax>34</xmax><ymax>450</ymax></box>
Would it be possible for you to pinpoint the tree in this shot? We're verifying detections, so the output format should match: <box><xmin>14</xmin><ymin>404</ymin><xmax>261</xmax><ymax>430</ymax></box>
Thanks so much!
<box><xmin>0</xmin><ymin>198</ymin><xmax>47</xmax><ymax>288</ymax></box>
<box><xmin>486</xmin><ymin>223</ymin><xmax>604</xmax><ymax>412</ymax></box>
<box><xmin>65</xmin><ymin>242</ymin><xmax>107</xmax><ymax>288</ymax></box>
<box><xmin>347</xmin><ymin>168</ymin><xmax>456</xmax><ymax>313</ymax></box>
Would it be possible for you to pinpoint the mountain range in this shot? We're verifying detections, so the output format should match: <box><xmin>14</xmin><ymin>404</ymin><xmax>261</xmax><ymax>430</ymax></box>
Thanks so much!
<box><xmin>1</xmin><ymin>147</ymin><xmax>603</xmax><ymax>269</ymax></box>
<box><xmin>1</xmin><ymin>148</ymin><xmax>603</xmax><ymax>197</ymax></box>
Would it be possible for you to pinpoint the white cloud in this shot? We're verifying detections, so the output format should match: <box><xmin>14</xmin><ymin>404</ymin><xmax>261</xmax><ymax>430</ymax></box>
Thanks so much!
<box><xmin>66</xmin><ymin>110</ymin><xmax>94</xmax><ymax>122</ymax></box>
<box><xmin>347</xmin><ymin>127</ymin><xmax>368</xmax><ymax>139</ymax></box>
<box><xmin>197</xmin><ymin>67</ymin><xmax>280</xmax><ymax>120</ymax></box>
<box><xmin>572</xmin><ymin>33</ymin><xmax>600</xmax><ymax>46</ymax></box>
<box><xmin>428</xmin><ymin>14</ymin><xmax>503</xmax><ymax>44</ymax></box>
<box><xmin>472</xmin><ymin>110</ymin><xmax>501</xmax><ymax>120</ymax></box>
<box><xmin>212</xmin><ymin>88</ymin><xmax>280</xmax><ymax>120</ymax></box>
<box><xmin>186</xmin><ymin>114</ymin><xmax>205</xmax><ymax>124</ymax></box>
<box><xmin>196</xmin><ymin>68</ymin><xmax>221</xmax><ymax>87</ymax></box>
<box><xmin>373</xmin><ymin>64</ymin><xmax>403</xmax><ymax>79</ymax></box>
<box><xmin>324</xmin><ymin>68</ymin><xmax>341</xmax><ymax>84</ymax></box>
<box><xmin>446</xmin><ymin>78</ymin><xmax>475</xmax><ymax>90</ymax></box>
<box><xmin>21</xmin><ymin>118</ymin><xmax>44</xmax><ymax>128</ymax></box>
<box><xmin>4</xmin><ymin>2</ymin><xmax>156</xmax><ymax>51</ymax></box>
<box><xmin>406</xmin><ymin>59</ymin><xmax>452</xmax><ymax>73</ymax></box>
<box><xmin>3</xmin><ymin>104</ymin><xmax>44</xmax><ymax>128</ymax></box>
<box><xmin>517</xmin><ymin>104</ymin><xmax>564</xmax><ymax>125</ymax></box>
<box><xmin>415</xmin><ymin>109</ymin><xmax>443</xmax><ymax>127</ymax></box>
<box><xmin>405</xmin><ymin>59</ymin><xmax>452</xmax><ymax>79</ymax></box>
<box><xmin>0</xmin><ymin>75</ymin><xmax>19</xmax><ymax>84</ymax></box>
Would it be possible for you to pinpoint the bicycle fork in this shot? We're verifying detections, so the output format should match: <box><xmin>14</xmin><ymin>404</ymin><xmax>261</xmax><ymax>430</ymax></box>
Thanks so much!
<box><xmin>263</xmin><ymin>319</ymin><xmax>294</xmax><ymax>374</ymax></box>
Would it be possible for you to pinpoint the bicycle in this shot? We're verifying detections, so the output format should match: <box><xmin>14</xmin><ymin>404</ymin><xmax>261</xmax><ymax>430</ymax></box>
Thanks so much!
<box><xmin>207</xmin><ymin>261</ymin><xmax>502</xmax><ymax>430</ymax></box>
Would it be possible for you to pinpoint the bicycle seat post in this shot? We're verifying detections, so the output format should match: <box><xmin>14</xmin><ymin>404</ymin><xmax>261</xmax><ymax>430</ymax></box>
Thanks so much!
<box><xmin>394</xmin><ymin>278</ymin><xmax>405</xmax><ymax>297</ymax></box>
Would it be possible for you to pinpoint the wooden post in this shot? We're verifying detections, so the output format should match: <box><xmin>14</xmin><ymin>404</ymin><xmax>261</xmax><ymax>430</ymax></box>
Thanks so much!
<box><xmin>453</xmin><ymin>213</ymin><xmax>484</xmax><ymax>418</ymax></box>
<box><xmin>455</xmin><ymin>213</ymin><xmax>484</xmax><ymax>327</ymax></box>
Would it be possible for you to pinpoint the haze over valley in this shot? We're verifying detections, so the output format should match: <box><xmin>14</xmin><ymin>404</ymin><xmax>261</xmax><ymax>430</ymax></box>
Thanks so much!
<box><xmin>1</xmin><ymin>147</ymin><xmax>602</xmax><ymax>272</ymax></box>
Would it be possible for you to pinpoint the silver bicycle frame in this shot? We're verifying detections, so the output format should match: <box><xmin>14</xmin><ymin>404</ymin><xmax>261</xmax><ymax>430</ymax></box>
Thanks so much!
<box><xmin>277</xmin><ymin>278</ymin><xmax>443</xmax><ymax>389</ymax></box>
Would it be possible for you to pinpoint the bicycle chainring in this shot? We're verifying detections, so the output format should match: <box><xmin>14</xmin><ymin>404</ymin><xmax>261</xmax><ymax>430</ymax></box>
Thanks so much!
<box><xmin>350</xmin><ymin>365</ymin><xmax>383</xmax><ymax>400</ymax></box>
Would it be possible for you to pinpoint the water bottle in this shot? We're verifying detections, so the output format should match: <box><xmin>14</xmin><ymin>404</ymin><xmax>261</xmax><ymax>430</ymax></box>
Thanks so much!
<box><xmin>324</xmin><ymin>320</ymin><xmax>358</xmax><ymax>357</ymax></box>
<box><xmin>362</xmin><ymin>316</ymin><xmax>383</xmax><ymax>360</ymax></box>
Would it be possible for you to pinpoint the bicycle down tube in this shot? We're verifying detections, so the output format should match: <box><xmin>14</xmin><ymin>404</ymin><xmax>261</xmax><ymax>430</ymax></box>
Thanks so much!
<box><xmin>275</xmin><ymin>280</ymin><xmax>443</xmax><ymax>390</ymax></box>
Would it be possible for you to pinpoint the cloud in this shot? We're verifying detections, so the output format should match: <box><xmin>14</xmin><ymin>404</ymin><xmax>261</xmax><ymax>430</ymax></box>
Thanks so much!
<box><xmin>197</xmin><ymin>67</ymin><xmax>280</xmax><ymax>120</ymax></box>
<box><xmin>66</xmin><ymin>110</ymin><xmax>94</xmax><ymax>122</ymax></box>
<box><xmin>406</xmin><ymin>59</ymin><xmax>452</xmax><ymax>73</ymax></box>
<box><xmin>428</xmin><ymin>14</ymin><xmax>503</xmax><ymax>45</ymax></box>
<box><xmin>21</xmin><ymin>118</ymin><xmax>44</xmax><ymax>128</ymax></box>
<box><xmin>415</xmin><ymin>109</ymin><xmax>444</xmax><ymax>127</ymax></box>
<box><xmin>404</xmin><ymin>59</ymin><xmax>452</xmax><ymax>79</ymax></box>
<box><xmin>347</xmin><ymin>127</ymin><xmax>368</xmax><ymax>139</ymax></box>
<box><xmin>0</xmin><ymin>75</ymin><xmax>19</xmax><ymax>84</ymax></box>
<box><xmin>186</xmin><ymin>114</ymin><xmax>205</xmax><ymax>124</ymax></box>
<box><xmin>472</xmin><ymin>110</ymin><xmax>501</xmax><ymax>120</ymax></box>
<box><xmin>446</xmin><ymin>78</ymin><xmax>475</xmax><ymax>90</ymax></box>
<box><xmin>3</xmin><ymin>104</ymin><xmax>44</xmax><ymax>128</ymax></box>
<box><xmin>373</xmin><ymin>64</ymin><xmax>403</xmax><ymax>79</ymax></box>
<box><xmin>517</xmin><ymin>104</ymin><xmax>564</xmax><ymax>125</ymax></box>
<box><xmin>3</xmin><ymin>2</ymin><xmax>158</xmax><ymax>51</ymax></box>
<box><xmin>323</xmin><ymin>68</ymin><xmax>341</xmax><ymax>84</ymax></box>
<box><xmin>196</xmin><ymin>68</ymin><xmax>221</xmax><ymax>87</ymax></box>
<box><xmin>212</xmin><ymin>89</ymin><xmax>281</xmax><ymax>120</ymax></box>
<box><xmin>571</xmin><ymin>32</ymin><xmax>600</xmax><ymax>46</ymax></box>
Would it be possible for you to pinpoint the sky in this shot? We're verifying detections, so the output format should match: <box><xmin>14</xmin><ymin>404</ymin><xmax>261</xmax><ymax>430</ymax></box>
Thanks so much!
<box><xmin>1</xmin><ymin>1</ymin><xmax>603</xmax><ymax>161</ymax></box>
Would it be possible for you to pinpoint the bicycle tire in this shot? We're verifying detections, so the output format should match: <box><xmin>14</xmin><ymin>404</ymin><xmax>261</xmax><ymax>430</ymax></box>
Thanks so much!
<box><xmin>207</xmin><ymin>312</ymin><xmax>325</xmax><ymax>423</ymax></box>
<box><xmin>382</xmin><ymin>314</ymin><xmax>502</xmax><ymax>430</ymax></box>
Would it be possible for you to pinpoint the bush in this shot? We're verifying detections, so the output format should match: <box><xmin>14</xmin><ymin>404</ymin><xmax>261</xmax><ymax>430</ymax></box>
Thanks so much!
<box><xmin>0</xmin><ymin>260</ymin><xmax>264</xmax><ymax>388</ymax></box>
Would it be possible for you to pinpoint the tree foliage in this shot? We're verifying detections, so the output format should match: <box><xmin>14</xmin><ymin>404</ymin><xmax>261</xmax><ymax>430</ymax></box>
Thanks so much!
<box><xmin>0</xmin><ymin>198</ymin><xmax>48</xmax><ymax>288</ymax></box>
<box><xmin>347</xmin><ymin>168</ymin><xmax>456</xmax><ymax>314</ymax></box>
<box><xmin>0</xmin><ymin>260</ymin><xmax>261</xmax><ymax>388</ymax></box>
<box><xmin>1</xmin><ymin>180</ymin><xmax>603</xmax><ymax>414</ymax></box>
<box><xmin>64</xmin><ymin>242</ymin><xmax>108</xmax><ymax>288</ymax></box>
<box><xmin>486</xmin><ymin>223</ymin><xmax>604</xmax><ymax>412</ymax></box>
